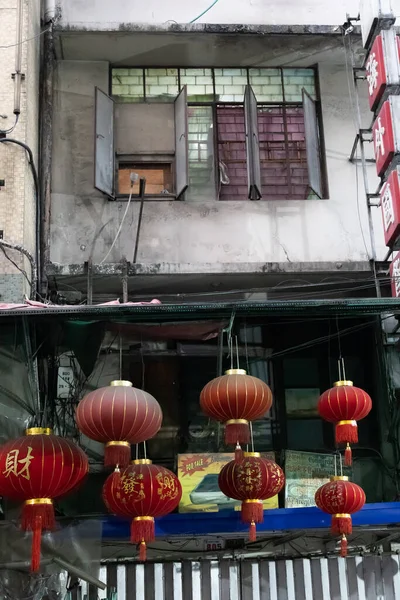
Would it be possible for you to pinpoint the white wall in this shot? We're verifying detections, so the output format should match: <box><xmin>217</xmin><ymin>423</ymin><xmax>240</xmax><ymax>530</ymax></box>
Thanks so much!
<box><xmin>56</xmin><ymin>0</ymin><xmax>360</xmax><ymax>28</ymax></box>
<box><xmin>50</xmin><ymin>59</ymin><xmax>387</xmax><ymax>269</ymax></box>
<box><xmin>0</xmin><ymin>0</ymin><xmax>41</xmax><ymax>300</ymax></box>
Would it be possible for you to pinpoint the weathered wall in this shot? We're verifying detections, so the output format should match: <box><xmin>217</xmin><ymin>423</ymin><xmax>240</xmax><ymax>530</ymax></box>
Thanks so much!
<box><xmin>50</xmin><ymin>59</ymin><xmax>385</xmax><ymax>268</ymax></box>
<box><xmin>56</xmin><ymin>0</ymin><xmax>360</xmax><ymax>27</ymax></box>
<box><xmin>0</xmin><ymin>0</ymin><xmax>41</xmax><ymax>301</ymax></box>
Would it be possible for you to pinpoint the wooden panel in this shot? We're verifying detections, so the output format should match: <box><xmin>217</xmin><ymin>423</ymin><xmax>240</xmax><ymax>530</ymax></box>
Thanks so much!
<box><xmin>118</xmin><ymin>164</ymin><xmax>172</xmax><ymax>195</ymax></box>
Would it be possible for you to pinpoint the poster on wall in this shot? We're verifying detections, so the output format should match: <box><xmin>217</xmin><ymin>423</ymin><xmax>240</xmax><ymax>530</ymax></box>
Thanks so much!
<box><xmin>178</xmin><ymin>452</ymin><xmax>277</xmax><ymax>513</ymax></box>
<box><xmin>284</xmin><ymin>450</ymin><xmax>352</xmax><ymax>508</ymax></box>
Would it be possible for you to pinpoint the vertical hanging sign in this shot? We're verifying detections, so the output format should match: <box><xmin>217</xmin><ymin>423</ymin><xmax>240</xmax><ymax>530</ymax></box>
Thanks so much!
<box><xmin>380</xmin><ymin>167</ymin><xmax>400</xmax><ymax>248</ymax></box>
<box><xmin>372</xmin><ymin>96</ymin><xmax>400</xmax><ymax>177</ymax></box>
<box><xmin>365</xmin><ymin>30</ymin><xmax>400</xmax><ymax>111</ymax></box>
<box><xmin>390</xmin><ymin>251</ymin><xmax>400</xmax><ymax>297</ymax></box>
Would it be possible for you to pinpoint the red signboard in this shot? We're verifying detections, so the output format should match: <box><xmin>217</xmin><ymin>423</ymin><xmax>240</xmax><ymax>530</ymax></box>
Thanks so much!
<box><xmin>373</xmin><ymin>97</ymin><xmax>400</xmax><ymax>177</ymax></box>
<box><xmin>366</xmin><ymin>35</ymin><xmax>387</xmax><ymax>110</ymax></box>
<box><xmin>381</xmin><ymin>167</ymin><xmax>400</xmax><ymax>248</ymax></box>
<box><xmin>390</xmin><ymin>251</ymin><xmax>400</xmax><ymax>298</ymax></box>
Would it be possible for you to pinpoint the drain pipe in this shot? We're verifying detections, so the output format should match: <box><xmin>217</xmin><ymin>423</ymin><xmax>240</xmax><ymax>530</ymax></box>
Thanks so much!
<box><xmin>13</xmin><ymin>0</ymin><xmax>23</xmax><ymax>118</ymax></box>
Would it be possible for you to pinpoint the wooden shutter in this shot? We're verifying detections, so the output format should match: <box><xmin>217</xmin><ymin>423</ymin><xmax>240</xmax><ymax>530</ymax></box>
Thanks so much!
<box><xmin>303</xmin><ymin>89</ymin><xmax>323</xmax><ymax>198</ymax></box>
<box><xmin>174</xmin><ymin>86</ymin><xmax>189</xmax><ymax>199</ymax></box>
<box><xmin>244</xmin><ymin>85</ymin><xmax>262</xmax><ymax>200</ymax></box>
<box><xmin>94</xmin><ymin>87</ymin><xmax>115</xmax><ymax>197</ymax></box>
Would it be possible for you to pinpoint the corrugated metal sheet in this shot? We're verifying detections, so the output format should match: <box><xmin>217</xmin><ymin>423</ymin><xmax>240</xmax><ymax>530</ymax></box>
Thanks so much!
<box><xmin>75</xmin><ymin>556</ymin><xmax>400</xmax><ymax>600</ymax></box>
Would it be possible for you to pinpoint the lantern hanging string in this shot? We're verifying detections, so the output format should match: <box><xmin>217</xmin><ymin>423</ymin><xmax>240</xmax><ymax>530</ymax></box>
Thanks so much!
<box><xmin>143</xmin><ymin>441</ymin><xmax>147</xmax><ymax>460</ymax></box>
<box><xmin>235</xmin><ymin>335</ymin><xmax>240</xmax><ymax>370</ymax></box>
<box><xmin>119</xmin><ymin>333</ymin><xmax>122</xmax><ymax>380</ymax></box>
<box><xmin>341</xmin><ymin>357</ymin><xmax>347</xmax><ymax>381</ymax></box>
<box><xmin>244</xmin><ymin>319</ymin><xmax>250</xmax><ymax>373</ymax></box>
<box><xmin>250</xmin><ymin>421</ymin><xmax>255</xmax><ymax>453</ymax></box>
<box><xmin>334</xmin><ymin>453</ymin><xmax>337</xmax><ymax>477</ymax></box>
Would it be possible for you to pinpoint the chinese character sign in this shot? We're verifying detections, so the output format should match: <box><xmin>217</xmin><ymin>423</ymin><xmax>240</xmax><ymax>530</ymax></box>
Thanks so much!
<box><xmin>366</xmin><ymin>34</ymin><xmax>385</xmax><ymax>110</ymax></box>
<box><xmin>390</xmin><ymin>251</ymin><xmax>400</xmax><ymax>298</ymax></box>
<box><xmin>381</xmin><ymin>168</ymin><xmax>400</xmax><ymax>248</ymax></box>
<box><xmin>373</xmin><ymin>98</ymin><xmax>400</xmax><ymax>177</ymax></box>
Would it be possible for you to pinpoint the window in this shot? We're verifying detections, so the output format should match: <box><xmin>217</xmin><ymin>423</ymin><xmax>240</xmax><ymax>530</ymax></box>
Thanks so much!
<box><xmin>95</xmin><ymin>67</ymin><xmax>324</xmax><ymax>200</ymax></box>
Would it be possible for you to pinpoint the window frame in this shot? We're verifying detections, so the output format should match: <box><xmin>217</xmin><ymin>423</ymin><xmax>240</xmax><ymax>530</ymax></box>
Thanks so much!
<box><xmin>108</xmin><ymin>66</ymin><xmax>327</xmax><ymax>202</ymax></box>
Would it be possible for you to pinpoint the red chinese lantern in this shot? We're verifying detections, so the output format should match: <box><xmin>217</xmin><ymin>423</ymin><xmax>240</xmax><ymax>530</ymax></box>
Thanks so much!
<box><xmin>315</xmin><ymin>476</ymin><xmax>365</xmax><ymax>557</ymax></box>
<box><xmin>103</xmin><ymin>459</ymin><xmax>182</xmax><ymax>561</ymax></box>
<box><xmin>200</xmin><ymin>370</ymin><xmax>272</xmax><ymax>460</ymax></box>
<box><xmin>218</xmin><ymin>452</ymin><xmax>284</xmax><ymax>541</ymax></box>
<box><xmin>0</xmin><ymin>428</ymin><xmax>88</xmax><ymax>572</ymax></box>
<box><xmin>318</xmin><ymin>381</ymin><xmax>372</xmax><ymax>466</ymax></box>
<box><xmin>76</xmin><ymin>380</ymin><xmax>162</xmax><ymax>468</ymax></box>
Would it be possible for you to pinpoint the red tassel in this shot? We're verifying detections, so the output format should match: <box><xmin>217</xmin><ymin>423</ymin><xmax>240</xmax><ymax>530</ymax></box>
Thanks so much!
<box><xmin>22</xmin><ymin>501</ymin><xmax>55</xmax><ymax>573</ymax></box>
<box><xmin>130</xmin><ymin>517</ymin><xmax>155</xmax><ymax>544</ymax></box>
<box><xmin>225</xmin><ymin>421</ymin><xmax>250</xmax><ymax>446</ymax></box>
<box><xmin>340</xmin><ymin>534</ymin><xmax>348</xmax><ymax>558</ymax></box>
<box><xmin>335</xmin><ymin>422</ymin><xmax>358</xmax><ymax>444</ymax></box>
<box><xmin>331</xmin><ymin>515</ymin><xmax>352</xmax><ymax>535</ymax></box>
<box><xmin>249</xmin><ymin>520</ymin><xmax>256</xmax><ymax>542</ymax></box>
<box><xmin>344</xmin><ymin>444</ymin><xmax>352</xmax><ymax>466</ymax></box>
<box><xmin>104</xmin><ymin>443</ymin><xmax>130</xmax><ymax>468</ymax></box>
<box><xmin>235</xmin><ymin>443</ymin><xmax>244</xmax><ymax>463</ymax></box>
<box><xmin>241</xmin><ymin>500</ymin><xmax>264</xmax><ymax>524</ymax></box>
<box><xmin>139</xmin><ymin>540</ymin><xmax>147</xmax><ymax>562</ymax></box>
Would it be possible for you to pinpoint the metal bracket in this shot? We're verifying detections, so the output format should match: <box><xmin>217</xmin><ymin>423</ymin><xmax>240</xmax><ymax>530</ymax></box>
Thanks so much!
<box><xmin>121</xmin><ymin>258</ymin><xmax>129</xmax><ymax>303</ymax></box>
<box><xmin>85</xmin><ymin>258</ymin><xmax>93</xmax><ymax>305</ymax></box>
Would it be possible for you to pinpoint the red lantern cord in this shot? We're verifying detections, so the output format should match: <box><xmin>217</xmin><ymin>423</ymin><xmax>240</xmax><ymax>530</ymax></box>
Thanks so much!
<box><xmin>103</xmin><ymin>460</ymin><xmax>182</xmax><ymax>562</ymax></box>
<box><xmin>318</xmin><ymin>381</ymin><xmax>372</xmax><ymax>465</ymax></box>
<box><xmin>200</xmin><ymin>370</ymin><xmax>273</xmax><ymax>452</ymax></box>
<box><xmin>76</xmin><ymin>380</ymin><xmax>162</xmax><ymax>468</ymax></box>
<box><xmin>315</xmin><ymin>476</ymin><xmax>365</xmax><ymax>558</ymax></box>
<box><xmin>218</xmin><ymin>453</ymin><xmax>284</xmax><ymax>542</ymax></box>
<box><xmin>0</xmin><ymin>427</ymin><xmax>88</xmax><ymax>572</ymax></box>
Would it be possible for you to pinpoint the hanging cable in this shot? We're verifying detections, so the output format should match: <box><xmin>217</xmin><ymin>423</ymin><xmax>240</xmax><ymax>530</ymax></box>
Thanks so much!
<box><xmin>189</xmin><ymin>0</ymin><xmax>219</xmax><ymax>23</ymax></box>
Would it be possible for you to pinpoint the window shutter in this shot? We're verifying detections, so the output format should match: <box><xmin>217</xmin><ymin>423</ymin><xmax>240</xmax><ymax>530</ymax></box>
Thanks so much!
<box><xmin>94</xmin><ymin>87</ymin><xmax>115</xmax><ymax>198</ymax></box>
<box><xmin>302</xmin><ymin>89</ymin><xmax>323</xmax><ymax>199</ymax></box>
<box><xmin>244</xmin><ymin>85</ymin><xmax>262</xmax><ymax>200</ymax></box>
<box><xmin>174</xmin><ymin>86</ymin><xmax>189</xmax><ymax>200</ymax></box>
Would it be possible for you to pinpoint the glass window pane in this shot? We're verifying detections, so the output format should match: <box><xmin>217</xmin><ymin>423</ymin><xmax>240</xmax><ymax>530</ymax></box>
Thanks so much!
<box><xmin>249</xmin><ymin>68</ymin><xmax>283</xmax><ymax>102</ymax></box>
<box><xmin>180</xmin><ymin>68</ymin><xmax>214</xmax><ymax>102</ymax></box>
<box><xmin>111</xmin><ymin>68</ymin><xmax>144</xmax><ymax>102</ymax></box>
<box><xmin>145</xmin><ymin>68</ymin><xmax>179</xmax><ymax>102</ymax></box>
<box><xmin>283</xmin><ymin>68</ymin><xmax>316</xmax><ymax>102</ymax></box>
<box><xmin>214</xmin><ymin>68</ymin><xmax>248</xmax><ymax>102</ymax></box>
<box><xmin>187</xmin><ymin>106</ymin><xmax>217</xmax><ymax>202</ymax></box>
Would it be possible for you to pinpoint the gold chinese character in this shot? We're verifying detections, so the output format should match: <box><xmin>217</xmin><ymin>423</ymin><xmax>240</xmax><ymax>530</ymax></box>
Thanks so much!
<box><xmin>3</xmin><ymin>446</ymin><xmax>34</xmax><ymax>480</ymax></box>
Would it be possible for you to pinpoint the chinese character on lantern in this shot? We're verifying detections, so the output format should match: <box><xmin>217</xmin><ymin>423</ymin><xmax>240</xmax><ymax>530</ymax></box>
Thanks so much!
<box><xmin>3</xmin><ymin>446</ymin><xmax>34</xmax><ymax>480</ymax></box>
<box><xmin>390</xmin><ymin>252</ymin><xmax>400</xmax><ymax>298</ymax></box>
<box><xmin>381</xmin><ymin>168</ymin><xmax>400</xmax><ymax>248</ymax></box>
<box><xmin>373</xmin><ymin>98</ymin><xmax>400</xmax><ymax>177</ymax></box>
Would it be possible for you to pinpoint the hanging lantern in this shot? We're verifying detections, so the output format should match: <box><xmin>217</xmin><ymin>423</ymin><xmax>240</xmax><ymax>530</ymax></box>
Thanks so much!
<box><xmin>103</xmin><ymin>459</ymin><xmax>182</xmax><ymax>561</ymax></box>
<box><xmin>318</xmin><ymin>381</ymin><xmax>372</xmax><ymax>466</ymax></box>
<box><xmin>200</xmin><ymin>370</ymin><xmax>272</xmax><ymax>460</ymax></box>
<box><xmin>315</xmin><ymin>476</ymin><xmax>365</xmax><ymax>557</ymax></box>
<box><xmin>218</xmin><ymin>452</ymin><xmax>284</xmax><ymax>541</ymax></box>
<box><xmin>0</xmin><ymin>428</ymin><xmax>88</xmax><ymax>572</ymax></box>
<box><xmin>76</xmin><ymin>380</ymin><xmax>162</xmax><ymax>468</ymax></box>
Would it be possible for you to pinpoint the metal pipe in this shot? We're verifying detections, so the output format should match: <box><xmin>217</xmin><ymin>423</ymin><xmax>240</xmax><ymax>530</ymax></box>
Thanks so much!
<box><xmin>13</xmin><ymin>0</ymin><xmax>23</xmax><ymax>115</ymax></box>
<box><xmin>133</xmin><ymin>178</ymin><xmax>146</xmax><ymax>263</ymax></box>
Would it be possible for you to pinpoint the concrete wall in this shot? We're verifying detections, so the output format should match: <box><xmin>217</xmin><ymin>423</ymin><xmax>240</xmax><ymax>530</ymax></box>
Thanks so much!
<box><xmin>50</xmin><ymin>59</ymin><xmax>386</xmax><ymax>269</ymax></box>
<box><xmin>0</xmin><ymin>0</ymin><xmax>41</xmax><ymax>301</ymax></box>
<box><xmin>56</xmin><ymin>0</ymin><xmax>360</xmax><ymax>27</ymax></box>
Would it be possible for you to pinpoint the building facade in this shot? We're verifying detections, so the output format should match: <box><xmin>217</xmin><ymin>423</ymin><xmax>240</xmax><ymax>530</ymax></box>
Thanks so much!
<box><xmin>40</xmin><ymin>0</ymin><xmax>388</xmax><ymax>303</ymax></box>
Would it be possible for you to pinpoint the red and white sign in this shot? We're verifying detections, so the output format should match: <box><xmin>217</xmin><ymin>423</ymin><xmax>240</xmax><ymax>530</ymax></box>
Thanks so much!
<box><xmin>373</xmin><ymin>97</ymin><xmax>400</xmax><ymax>177</ymax></box>
<box><xmin>390</xmin><ymin>251</ymin><xmax>400</xmax><ymax>297</ymax></box>
<box><xmin>380</xmin><ymin>167</ymin><xmax>400</xmax><ymax>248</ymax></box>
<box><xmin>366</xmin><ymin>31</ymin><xmax>400</xmax><ymax>111</ymax></box>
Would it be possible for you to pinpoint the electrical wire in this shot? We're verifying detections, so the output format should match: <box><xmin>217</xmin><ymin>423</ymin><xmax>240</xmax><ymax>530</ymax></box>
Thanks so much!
<box><xmin>0</xmin><ymin>25</ymin><xmax>51</xmax><ymax>49</ymax></box>
<box><xmin>100</xmin><ymin>188</ymin><xmax>134</xmax><ymax>265</ymax></box>
<box><xmin>0</xmin><ymin>244</ymin><xmax>31</xmax><ymax>288</ymax></box>
<box><xmin>0</xmin><ymin>113</ymin><xmax>19</xmax><ymax>135</ymax></box>
<box><xmin>189</xmin><ymin>0</ymin><xmax>220</xmax><ymax>23</ymax></box>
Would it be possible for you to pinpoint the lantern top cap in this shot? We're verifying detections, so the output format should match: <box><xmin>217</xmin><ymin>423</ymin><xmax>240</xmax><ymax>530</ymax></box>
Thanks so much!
<box><xmin>225</xmin><ymin>369</ymin><xmax>247</xmax><ymax>375</ymax></box>
<box><xmin>334</xmin><ymin>380</ymin><xmax>353</xmax><ymax>387</ymax></box>
<box><xmin>243</xmin><ymin>452</ymin><xmax>261</xmax><ymax>458</ymax></box>
<box><xmin>25</xmin><ymin>427</ymin><xmax>52</xmax><ymax>436</ymax></box>
<box><xmin>132</xmin><ymin>458</ymin><xmax>152</xmax><ymax>465</ymax></box>
<box><xmin>330</xmin><ymin>475</ymin><xmax>349</xmax><ymax>482</ymax></box>
<box><xmin>110</xmin><ymin>380</ymin><xmax>133</xmax><ymax>387</ymax></box>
